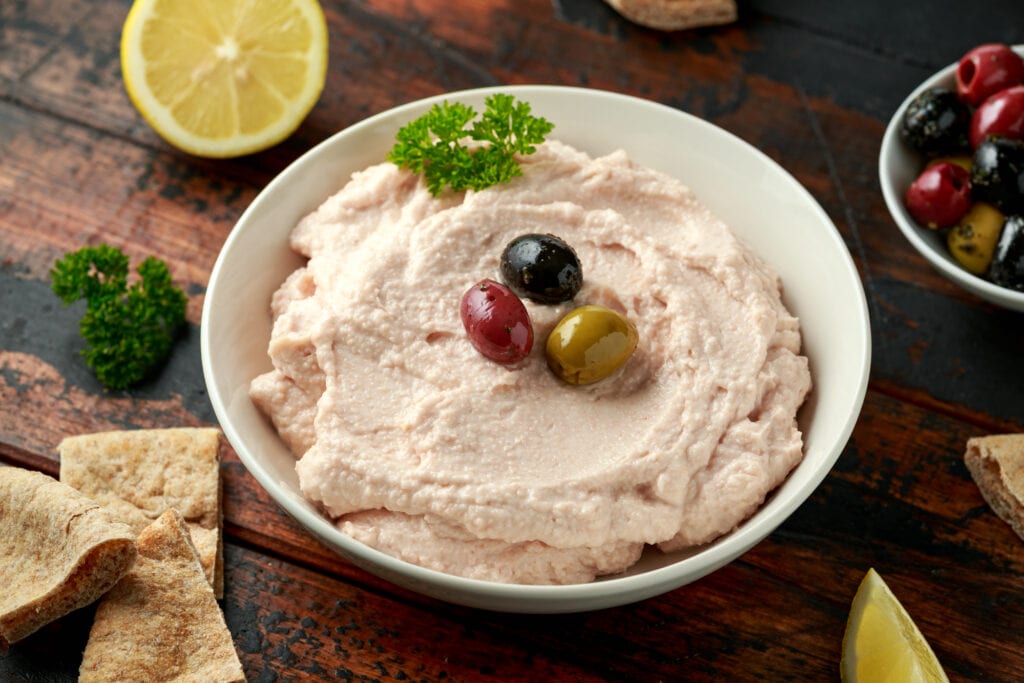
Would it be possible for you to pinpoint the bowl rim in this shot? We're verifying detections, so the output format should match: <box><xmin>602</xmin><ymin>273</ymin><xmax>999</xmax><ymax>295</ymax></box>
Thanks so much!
<box><xmin>878</xmin><ymin>44</ymin><xmax>1024</xmax><ymax>310</ymax></box>
<box><xmin>202</xmin><ymin>84</ymin><xmax>871</xmax><ymax>611</ymax></box>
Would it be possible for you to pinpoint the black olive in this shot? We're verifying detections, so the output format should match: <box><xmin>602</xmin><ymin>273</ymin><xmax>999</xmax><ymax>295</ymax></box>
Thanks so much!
<box><xmin>971</xmin><ymin>137</ymin><xmax>1024</xmax><ymax>215</ymax></box>
<box><xmin>500</xmin><ymin>234</ymin><xmax>582</xmax><ymax>304</ymax></box>
<box><xmin>899</xmin><ymin>87</ymin><xmax>970</xmax><ymax>156</ymax></box>
<box><xmin>990</xmin><ymin>215</ymin><xmax>1024</xmax><ymax>291</ymax></box>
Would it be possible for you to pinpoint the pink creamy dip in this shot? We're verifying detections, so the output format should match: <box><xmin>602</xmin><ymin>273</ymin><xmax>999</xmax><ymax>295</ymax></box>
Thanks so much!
<box><xmin>250</xmin><ymin>140</ymin><xmax>812</xmax><ymax>585</ymax></box>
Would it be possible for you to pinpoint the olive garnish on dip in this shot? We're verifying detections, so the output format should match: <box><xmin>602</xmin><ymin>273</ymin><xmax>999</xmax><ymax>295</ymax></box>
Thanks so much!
<box><xmin>545</xmin><ymin>305</ymin><xmax>638</xmax><ymax>385</ymax></box>
<box><xmin>464</xmin><ymin>234</ymin><xmax>638</xmax><ymax>383</ymax></box>
<box><xmin>460</xmin><ymin>279</ymin><xmax>534</xmax><ymax>364</ymax></box>
<box><xmin>500</xmin><ymin>233</ymin><xmax>582</xmax><ymax>304</ymax></box>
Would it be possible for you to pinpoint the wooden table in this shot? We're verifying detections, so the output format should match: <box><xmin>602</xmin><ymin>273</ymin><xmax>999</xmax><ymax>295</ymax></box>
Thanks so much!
<box><xmin>3</xmin><ymin>0</ymin><xmax>1023</xmax><ymax>680</ymax></box>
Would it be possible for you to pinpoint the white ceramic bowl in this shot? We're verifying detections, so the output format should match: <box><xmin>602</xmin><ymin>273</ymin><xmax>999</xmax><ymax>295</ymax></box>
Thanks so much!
<box><xmin>202</xmin><ymin>85</ymin><xmax>871</xmax><ymax>613</ymax></box>
<box><xmin>879</xmin><ymin>45</ymin><xmax>1024</xmax><ymax>312</ymax></box>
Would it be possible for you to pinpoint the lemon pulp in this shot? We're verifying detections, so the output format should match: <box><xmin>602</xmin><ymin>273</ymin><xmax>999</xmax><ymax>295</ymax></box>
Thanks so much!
<box><xmin>841</xmin><ymin>568</ymin><xmax>949</xmax><ymax>683</ymax></box>
<box><xmin>121</xmin><ymin>0</ymin><xmax>328</xmax><ymax>157</ymax></box>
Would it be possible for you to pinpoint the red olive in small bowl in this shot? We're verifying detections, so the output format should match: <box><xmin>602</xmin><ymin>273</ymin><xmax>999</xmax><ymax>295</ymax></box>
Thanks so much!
<box><xmin>970</xmin><ymin>85</ymin><xmax>1024</xmax><ymax>148</ymax></box>
<box><xmin>956</xmin><ymin>43</ymin><xmax>1024</xmax><ymax>107</ymax></box>
<box><xmin>904</xmin><ymin>161</ymin><xmax>972</xmax><ymax>229</ymax></box>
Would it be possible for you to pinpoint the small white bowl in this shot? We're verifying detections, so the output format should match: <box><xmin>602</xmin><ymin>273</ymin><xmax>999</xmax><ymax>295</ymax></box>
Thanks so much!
<box><xmin>879</xmin><ymin>45</ymin><xmax>1024</xmax><ymax>312</ymax></box>
<box><xmin>202</xmin><ymin>85</ymin><xmax>871</xmax><ymax>613</ymax></box>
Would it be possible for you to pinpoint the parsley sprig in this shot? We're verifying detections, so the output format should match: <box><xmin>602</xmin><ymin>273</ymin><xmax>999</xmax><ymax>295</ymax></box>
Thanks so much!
<box><xmin>386</xmin><ymin>93</ymin><xmax>554</xmax><ymax>196</ymax></box>
<box><xmin>51</xmin><ymin>244</ymin><xmax>187</xmax><ymax>390</ymax></box>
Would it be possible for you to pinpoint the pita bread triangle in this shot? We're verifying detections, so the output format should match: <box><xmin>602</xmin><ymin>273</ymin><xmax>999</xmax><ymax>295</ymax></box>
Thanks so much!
<box><xmin>965</xmin><ymin>433</ymin><xmax>1024</xmax><ymax>542</ymax></box>
<box><xmin>59</xmin><ymin>428</ymin><xmax>224</xmax><ymax>598</ymax></box>
<box><xmin>78</xmin><ymin>508</ymin><xmax>244</xmax><ymax>682</ymax></box>
<box><xmin>0</xmin><ymin>466</ymin><xmax>136</xmax><ymax>649</ymax></box>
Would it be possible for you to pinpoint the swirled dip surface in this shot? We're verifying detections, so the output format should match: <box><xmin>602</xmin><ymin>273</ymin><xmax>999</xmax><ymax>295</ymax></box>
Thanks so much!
<box><xmin>250</xmin><ymin>140</ymin><xmax>811</xmax><ymax>584</ymax></box>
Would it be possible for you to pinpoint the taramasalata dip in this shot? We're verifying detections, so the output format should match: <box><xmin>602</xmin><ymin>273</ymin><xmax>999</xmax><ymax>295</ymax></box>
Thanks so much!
<box><xmin>250</xmin><ymin>140</ymin><xmax>812</xmax><ymax>584</ymax></box>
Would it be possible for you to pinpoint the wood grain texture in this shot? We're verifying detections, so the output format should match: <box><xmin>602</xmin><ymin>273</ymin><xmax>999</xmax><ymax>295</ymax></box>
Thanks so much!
<box><xmin>2</xmin><ymin>0</ymin><xmax>1024</xmax><ymax>680</ymax></box>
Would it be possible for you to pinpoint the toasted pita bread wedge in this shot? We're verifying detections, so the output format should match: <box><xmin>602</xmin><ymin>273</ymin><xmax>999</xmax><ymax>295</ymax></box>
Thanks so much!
<box><xmin>603</xmin><ymin>0</ymin><xmax>737</xmax><ymax>31</ymax></box>
<box><xmin>0</xmin><ymin>467</ymin><xmax>136</xmax><ymax>649</ymax></box>
<box><xmin>965</xmin><ymin>434</ymin><xmax>1024</xmax><ymax>542</ymax></box>
<box><xmin>79</xmin><ymin>509</ymin><xmax>244</xmax><ymax>683</ymax></box>
<box><xmin>59</xmin><ymin>428</ymin><xmax>224</xmax><ymax>597</ymax></box>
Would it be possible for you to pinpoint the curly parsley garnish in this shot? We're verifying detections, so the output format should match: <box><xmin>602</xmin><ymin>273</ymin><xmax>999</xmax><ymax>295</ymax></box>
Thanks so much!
<box><xmin>386</xmin><ymin>93</ymin><xmax>554</xmax><ymax>196</ymax></box>
<box><xmin>51</xmin><ymin>244</ymin><xmax>187</xmax><ymax>390</ymax></box>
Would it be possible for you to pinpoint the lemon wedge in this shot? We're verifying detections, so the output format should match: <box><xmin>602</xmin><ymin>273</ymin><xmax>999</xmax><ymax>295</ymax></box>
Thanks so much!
<box><xmin>121</xmin><ymin>0</ymin><xmax>328</xmax><ymax>158</ymax></box>
<box><xmin>841</xmin><ymin>568</ymin><xmax>949</xmax><ymax>683</ymax></box>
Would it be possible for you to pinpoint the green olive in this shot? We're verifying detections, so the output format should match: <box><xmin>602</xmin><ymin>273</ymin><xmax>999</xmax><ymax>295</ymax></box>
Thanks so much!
<box><xmin>947</xmin><ymin>202</ymin><xmax>1005</xmax><ymax>275</ymax></box>
<box><xmin>545</xmin><ymin>305</ymin><xmax>638</xmax><ymax>385</ymax></box>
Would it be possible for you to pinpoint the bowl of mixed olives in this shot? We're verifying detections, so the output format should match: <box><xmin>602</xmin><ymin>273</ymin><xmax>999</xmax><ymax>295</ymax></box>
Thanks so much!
<box><xmin>880</xmin><ymin>43</ymin><xmax>1024</xmax><ymax>311</ymax></box>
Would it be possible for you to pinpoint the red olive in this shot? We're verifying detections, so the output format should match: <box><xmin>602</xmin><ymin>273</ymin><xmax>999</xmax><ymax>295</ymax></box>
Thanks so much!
<box><xmin>459</xmin><ymin>279</ymin><xmax>533</xmax><ymax>364</ymax></box>
<box><xmin>956</xmin><ymin>43</ymin><xmax>1024</xmax><ymax>107</ymax></box>
<box><xmin>904</xmin><ymin>161</ymin><xmax>972</xmax><ymax>229</ymax></box>
<box><xmin>970</xmin><ymin>85</ymin><xmax>1024</xmax><ymax>148</ymax></box>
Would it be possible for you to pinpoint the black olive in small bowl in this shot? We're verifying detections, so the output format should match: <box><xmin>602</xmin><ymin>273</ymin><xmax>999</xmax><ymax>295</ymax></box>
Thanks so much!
<box><xmin>991</xmin><ymin>215</ymin><xmax>1024</xmax><ymax>291</ymax></box>
<box><xmin>899</xmin><ymin>87</ymin><xmax>971</xmax><ymax>156</ymax></box>
<box><xmin>972</xmin><ymin>137</ymin><xmax>1024</xmax><ymax>216</ymax></box>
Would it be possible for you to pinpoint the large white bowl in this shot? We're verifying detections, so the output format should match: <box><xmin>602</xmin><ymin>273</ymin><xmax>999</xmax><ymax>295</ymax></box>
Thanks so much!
<box><xmin>201</xmin><ymin>85</ymin><xmax>871</xmax><ymax>613</ymax></box>
<box><xmin>879</xmin><ymin>45</ymin><xmax>1024</xmax><ymax>312</ymax></box>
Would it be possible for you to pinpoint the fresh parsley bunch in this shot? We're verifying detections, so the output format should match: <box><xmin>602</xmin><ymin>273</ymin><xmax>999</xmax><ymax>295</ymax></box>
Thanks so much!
<box><xmin>387</xmin><ymin>93</ymin><xmax>554</xmax><ymax>195</ymax></box>
<box><xmin>51</xmin><ymin>244</ymin><xmax>187</xmax><ymax>390</ymax></box>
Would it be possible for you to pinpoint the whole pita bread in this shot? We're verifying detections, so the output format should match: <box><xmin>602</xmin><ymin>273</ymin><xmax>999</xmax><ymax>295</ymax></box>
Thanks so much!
<box><xmin>59</xmin><ymin>428</ymin><xmax>224</xmax><ymax>598</ymax></box>
<box><xmin>965</xmin><ymin>434</ymin><xmax>1024</xmax><ymax>542</ymax></box>
<box><xmin>79</xmin><ymin>509</ymin><xmax>244</xmax><ymax>683</ymax></box>
<box><xmin>0</xmin><ymin>466</ymin><xmax>136</xmax><ymax>649</ymax></box>
<box><xmin>604</xmin><ymin>0</ymin><xmax>737</xmax><ymax>31</ymax></box>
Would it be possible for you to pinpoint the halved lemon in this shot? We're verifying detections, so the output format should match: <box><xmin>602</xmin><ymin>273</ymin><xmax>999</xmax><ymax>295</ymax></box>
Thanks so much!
<box><xmin>121</xmin><ymin>0</ymin><xmax>328</xmax><ymax>158</ymax></box>
<box><xmin>841</xmin><ymin>568</ymin><xmax>949</xmax><ymax>683</ymax></box>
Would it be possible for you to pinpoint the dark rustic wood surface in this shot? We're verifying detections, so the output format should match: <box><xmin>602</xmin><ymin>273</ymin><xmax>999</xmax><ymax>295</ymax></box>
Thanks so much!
<box><xmin>3</xmin><ymin>0</ymin><xmax>1024</xmax><ymax>680</ymax></box>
